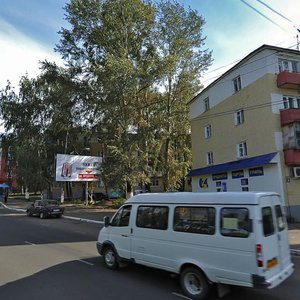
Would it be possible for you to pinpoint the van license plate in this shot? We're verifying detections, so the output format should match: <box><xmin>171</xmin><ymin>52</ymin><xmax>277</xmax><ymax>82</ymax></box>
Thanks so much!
<box><xmin>267</xmin><ymin>258</ymin><xmax>278</xmax><ymax>269</ymax></box>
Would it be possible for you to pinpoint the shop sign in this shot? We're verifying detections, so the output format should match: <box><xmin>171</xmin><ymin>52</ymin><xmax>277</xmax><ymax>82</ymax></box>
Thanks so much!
<box><xmin>249</xmin><ymin>167</ymin><xmax>264</xmax><ymax>177</ymax></box>
<box><xmin>232</xmin><ymin>169</ymin><xmax>244</xmax><ymax>179</ymax></box>
<box><xmin>212</xmin><ymin>172</ymin><xmax>227</xmax><ymax>181</ymax></box>
<box><xmin>199</xmin><ymin>178</ymin><xmax>208</xmax><ymax>188</ymax></box>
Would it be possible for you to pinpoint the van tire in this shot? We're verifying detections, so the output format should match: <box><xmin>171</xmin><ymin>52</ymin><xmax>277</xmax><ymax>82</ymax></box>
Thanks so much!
<box><xmin>180</xmin><ymin>267</ymin><xmax>209</xmax><ymax>300</ymax></box>
<box><xmin>103</xmin><ymin>246</ymin><xmax>118</xmax><ymax>270</ymax></box>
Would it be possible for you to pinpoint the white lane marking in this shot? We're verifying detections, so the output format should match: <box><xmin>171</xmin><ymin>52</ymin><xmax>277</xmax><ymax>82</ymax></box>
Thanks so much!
<box><xmin>78</xmin><ymin>259</ymin><xmax>94</xmax><ymax>266</ymax></box>
<box><xmin>24</xmin><ymin>241</ymin><xmax>36</xmax><ymax>245</ymax></box>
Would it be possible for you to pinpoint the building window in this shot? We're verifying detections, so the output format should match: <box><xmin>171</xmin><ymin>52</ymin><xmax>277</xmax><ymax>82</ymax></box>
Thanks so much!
<box><xmin>203</xmin><ymin>97</ymin><xmax>210</xmax><ymax>111</ymax></box>
<box><xmin>204</xmin><ymin>125</ymin><xmax>211</xmax><ymax>139</ymax></box>
<box><xmin>283</xmin><ymin>96</ymin><xmax>300</xmax><ymax>109</ymax></box>
<box><xmin>234</xmin><ymin>109</ymin><xmax>244</xmax><ymax>125</ymax></box>
<box><xmin>151</xmin><ymin>179</ymin><xmax>159</xmax><ymax>186</ymax></box>
<box><xmin>278</xmin><ymin>58</ymin><xmax>299</xmax><ymax>73</ymax></box>
<box><xmin>237</xmin><ymin>142</ymin><xmax>247</xmax><ymax>158</ymax></box>
<box><xmin>283</xmin><ymin>122</ymin><xmax>300</xmax><ymax>148</ymax></box>
<box><xmin>206</xmin><ymin>152</ymin><xmax>214</xmax><ymax>165</ymax></box>
<box><xmin>233</xmin><ymin>76</ymin><xmax>241</xmax><ymax>93</ymax></box>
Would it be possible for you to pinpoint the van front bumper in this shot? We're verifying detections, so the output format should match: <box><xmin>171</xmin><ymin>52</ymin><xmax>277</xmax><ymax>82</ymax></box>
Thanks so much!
<box><xmin>252</xmin><ymin>262</ymin><xmax>294</xmax><ymax>289</ymax></box>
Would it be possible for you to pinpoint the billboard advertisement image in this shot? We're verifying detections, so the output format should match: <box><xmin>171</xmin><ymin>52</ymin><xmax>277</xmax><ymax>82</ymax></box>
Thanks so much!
<box><xmin>56</xmin><ymin>154</ymin><xmax>102</xmax><ymax>182</ymax></box>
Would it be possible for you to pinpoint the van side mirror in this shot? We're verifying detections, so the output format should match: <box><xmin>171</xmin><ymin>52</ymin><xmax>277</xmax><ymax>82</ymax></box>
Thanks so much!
<box><xmin>104</xmin><ymin>216</ymin><xmax>110</xmax><ymax>227</ymax></box>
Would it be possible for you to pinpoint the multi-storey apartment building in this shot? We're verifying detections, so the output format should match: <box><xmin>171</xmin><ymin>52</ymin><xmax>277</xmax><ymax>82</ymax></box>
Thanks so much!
<box><xmin>188</xmin><ymin>44</ymin><xmax>300</xmax><ymax>222</ymax></box>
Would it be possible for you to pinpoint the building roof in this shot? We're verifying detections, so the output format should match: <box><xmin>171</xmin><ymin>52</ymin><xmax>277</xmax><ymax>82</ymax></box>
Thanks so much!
<box><xmin>188</xmin><ymin>44</ymin><xmax>300</xmax><ymax>105</ymax></box>
<box><xmin>187</xmin><ymin>152</ymin><xmax>277</xmax><ymax>177</ymax></box>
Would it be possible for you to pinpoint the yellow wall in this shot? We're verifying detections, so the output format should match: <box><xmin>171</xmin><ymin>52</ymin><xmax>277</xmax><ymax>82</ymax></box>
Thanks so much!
<box><xmin>191</xmin><ymin>74</ymin><xmax>281</xmax><ymax>168</ymax></box>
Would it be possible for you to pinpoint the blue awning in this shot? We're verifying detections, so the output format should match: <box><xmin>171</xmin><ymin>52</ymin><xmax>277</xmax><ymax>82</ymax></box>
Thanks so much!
<box><xmin>188</xmin><ymin>152</ymin><xmax>277</xmax><ymax>177</ymax></box>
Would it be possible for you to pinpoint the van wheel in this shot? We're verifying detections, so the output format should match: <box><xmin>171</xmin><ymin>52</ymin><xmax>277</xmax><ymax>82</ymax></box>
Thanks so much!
<box><xmin>180</xmin><ymin>267</ymin><xmax>209</xmax><ymax>300</ymax></box>
<box><xmin>103</xmin><ymin>247</ymin><xmax>118</xmax><ymax>270</ymax></box>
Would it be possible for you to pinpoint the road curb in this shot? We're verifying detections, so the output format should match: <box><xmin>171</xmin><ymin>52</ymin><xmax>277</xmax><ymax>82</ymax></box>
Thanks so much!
<box><xmin>1</xmin><ymin>202</ymin><xmax>104</xmax><ymax>225</ymax></box>
<box><xmin>291</xmin><ymin>249</ymin><xmax>300</xmax><ymax>256</ymax></box>
<box><xmin>0</xmin><ymin>202</ymin><xmax>26</xmax><ymax>212</ymax></box>
<box><xmin>62</xmin><ymin>215</ymin><xmax>104</xmax><ymax>225</ymax></box>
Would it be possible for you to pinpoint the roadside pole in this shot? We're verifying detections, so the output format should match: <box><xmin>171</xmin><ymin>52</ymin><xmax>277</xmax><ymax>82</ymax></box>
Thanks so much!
<box><xmin>85</xmin><ymin>181</ymin><xmax>89</xmax><ymax>205</ymax></box>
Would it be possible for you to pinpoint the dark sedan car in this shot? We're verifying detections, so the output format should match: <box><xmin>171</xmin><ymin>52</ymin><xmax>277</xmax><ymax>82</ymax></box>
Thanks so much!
<box><xmin>26</xmin><ymin>200</ymin><xmax>64</xmax><ymax>219</ymax></box>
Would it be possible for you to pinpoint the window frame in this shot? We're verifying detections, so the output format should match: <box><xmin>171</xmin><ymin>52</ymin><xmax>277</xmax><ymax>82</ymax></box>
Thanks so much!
<box><xmin>206</xmin><ymin>151</ymin><xmax>214</xmax><ymax>165</ymax></box>
<box><xmin>262</xmin><ymin>206</ymin><xmax>275</xmax><ymax>236</ymax></box>
<box><xmin>283</xmin><ymin>95</ymin><xmax>300</xmax><ymax>109</ymax></box>
<box><xmin>233</xmin><ymin>76</ymin><xmax>242</xmax><ymax>93</ymax></box>
<box><xmin>110</xmin><ymin>205</ymin><xmax>132</xmax><ymax>227</ymax></box>
<box><xmin>220</xmin><ymin>207</ymin><xmax>250</xmax><ymax>238</ymax></box>
<box><xmin>203</xmin><ymin>97</ymin><xmax>210</xmax><ymax>112</ymax></box>
<box><xmin>204</xmin><ymin>124</ymin><xmax>212</xmax><ymax>139</ymax></box>
<box><xmin>234</xmin><ymin>109</ymin><xmax>244</xmax><ymax>125</ymax></box>
<box><xmin>237</xmin><ymin>141</ymin><xmax>248</xmax><ymax>158</ymax></box>
<box><xmin>136</xmin><ymin>205</ymin><xmax>169</xmax><ymax>230</ymax></box>
<box><xmin>173</xmin><ymin>206</ymin><xmax>216</xmax><ymax>235</ymax></box>
<box><xmin>279</xmin><ymin>58</ymin><xmax>299</xmax><ymax>73</ymax></box>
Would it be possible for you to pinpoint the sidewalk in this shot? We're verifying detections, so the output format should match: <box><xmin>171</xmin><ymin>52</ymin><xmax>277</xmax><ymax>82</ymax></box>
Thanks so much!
<box><xmin>1</xmin><ymin>197</ymin><xmax>300</xmax><ymax>253</ymax></box>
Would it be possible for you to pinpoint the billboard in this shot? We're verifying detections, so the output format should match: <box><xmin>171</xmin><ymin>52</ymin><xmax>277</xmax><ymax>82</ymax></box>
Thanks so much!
<box><xmin>56</xmin><ymin>154</ymin><xmax>102</xmax><ymax>182</ymax></box>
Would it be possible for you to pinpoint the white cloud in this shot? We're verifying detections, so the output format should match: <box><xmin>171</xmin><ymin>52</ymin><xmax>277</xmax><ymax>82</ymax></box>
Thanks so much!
<box><xmin>0</xmin><ymin>18</ymin><xmax>63</xmax><ymax>90</ymax></box>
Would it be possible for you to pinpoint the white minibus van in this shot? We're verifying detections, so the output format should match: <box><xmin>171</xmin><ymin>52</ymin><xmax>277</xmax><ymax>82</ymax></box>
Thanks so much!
<box><xmin>96</xmin><ymin>192</ymin><xmax>294</xmax><ymax>299</ymax></box>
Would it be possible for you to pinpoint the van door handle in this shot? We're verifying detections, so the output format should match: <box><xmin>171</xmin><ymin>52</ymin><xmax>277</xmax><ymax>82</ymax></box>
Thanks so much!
<box><xmin>121</xmin><ymin>234</ymin><xmax>128</xmax><ymax>237</ymax></box>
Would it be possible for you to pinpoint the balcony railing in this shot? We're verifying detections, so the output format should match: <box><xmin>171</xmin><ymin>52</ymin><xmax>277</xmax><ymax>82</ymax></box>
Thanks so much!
<box><xmin>277</xmin><ymin>71</ymin><xmax>300</xmax><ymax>89</ymax></box>
<box><xmin>283</xmin><ymin>149</ymin><xmax>300</xmax><ymax>165</ymax></box>
<box><xmin>280</xmin><ymin>108</ymin><xmax>300</xmax><ymax>125</ymax></box>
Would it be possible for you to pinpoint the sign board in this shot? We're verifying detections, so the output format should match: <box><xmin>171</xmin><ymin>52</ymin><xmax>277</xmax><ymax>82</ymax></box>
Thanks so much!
<box><xmin>55</xmin><ymin>154</ymin><xmax>102</xmax><ymax>182</ymax></box>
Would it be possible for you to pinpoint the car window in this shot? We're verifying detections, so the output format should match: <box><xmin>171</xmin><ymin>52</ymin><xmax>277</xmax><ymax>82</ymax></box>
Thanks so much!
<box><xmin>221</xmin><ymin>208</ymin><xmax>250</xmax><ymax>238</ymax></box>
<box><xmin>110</xmin><ymin>205</ymin><xmax>132</xmax><ymax>227</ymax></box>
<box><xmin>262</xmin><ymin>207</ymin><xmax>275</xmax><ymax>236</ymax></box>
<box><xmin>173</xmin><ymin>206</ymin><xmax>215</xmax><ymax>235</ymax></box>
<box><xmin>136</xmin><ymin>206</ymin><xmax>169</xmax><ymax>230</ymax></box>
<box><xmin>275</xmin><ymin>205</ymin><xmax>285</xmax><ymax>232</ymax></box>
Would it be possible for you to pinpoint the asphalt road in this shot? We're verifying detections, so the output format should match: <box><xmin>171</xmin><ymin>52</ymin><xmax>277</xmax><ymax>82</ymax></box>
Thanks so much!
<box><xmin>0</xmin><ymin>208</ymin><xmax>299</xmax><ymax>300</ymax></box>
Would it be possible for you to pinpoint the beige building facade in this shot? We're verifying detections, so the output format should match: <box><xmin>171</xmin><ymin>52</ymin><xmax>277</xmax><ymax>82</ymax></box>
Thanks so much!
<box><xmin>188</xmin><ymin>45</ymin><xmax>300</xmax><ymax>221</ymax></box>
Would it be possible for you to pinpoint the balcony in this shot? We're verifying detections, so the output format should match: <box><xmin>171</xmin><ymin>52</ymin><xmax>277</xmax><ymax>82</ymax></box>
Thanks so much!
<box><xmin>283</xmin><ymin>149</ymin><xmax>300</xmax><ymax>165</ymax></box>
<box><xmin>277</xmin><ymin>71</ymin><xmax>300</xmax><ymax>89</ymax></box>
<box><xmin>280</xmin><ymin>109</ymin><xmax>300</xmax><ymax>125</ymax></box>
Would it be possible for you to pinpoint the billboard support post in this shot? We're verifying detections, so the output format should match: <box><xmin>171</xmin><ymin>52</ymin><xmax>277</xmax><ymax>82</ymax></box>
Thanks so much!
<box><xmin>85</xmin><ymin>181</ymin><xmax>89</xmax><ymax>205</ymax></box>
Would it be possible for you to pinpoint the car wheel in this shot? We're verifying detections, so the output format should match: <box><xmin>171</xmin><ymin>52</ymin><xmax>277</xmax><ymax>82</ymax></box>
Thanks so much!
<box><xmin>40</xmin><ymin>212</ymin><xmax>45</xmax><ymax>219</ymax></box>
<box><xmin>180</xmin><ymin>267</ymin><xmax>210</xmax><ymax>300</ymax></box>
<box><xmin>103</xmin><ymin>246</ymin><xmax>119</xmax><ymax>270</ymax></box>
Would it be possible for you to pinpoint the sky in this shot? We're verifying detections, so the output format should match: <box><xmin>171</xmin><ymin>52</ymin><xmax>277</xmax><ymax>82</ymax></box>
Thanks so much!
<box><xmin>0</xmin><ymin>0</ymin><xmax>300</xmax><ymax>91</ymax></box>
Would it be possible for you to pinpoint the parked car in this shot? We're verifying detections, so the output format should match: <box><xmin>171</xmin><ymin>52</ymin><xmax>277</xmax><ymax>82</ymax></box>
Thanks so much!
<box><xmin>26</xmin><ymin>200</ymin><xmax>64</xmax><ymax>219</ymax></box>
<box><xmin>93</xmin><ymin>192</ymin><xmax>109</xmax><ymax>201</ymax></box>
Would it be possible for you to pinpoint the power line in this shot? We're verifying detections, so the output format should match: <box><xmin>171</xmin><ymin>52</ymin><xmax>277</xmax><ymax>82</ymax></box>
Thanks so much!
<box><xmin>201</xmin><ymin>43</ymin><xmax>298</xmax><ymax>86</ymax></box>
<box><xmin>255</xmin><ymin>0</ymin><xmax>293</xmax><ymax>23</ymax></box>
<box><xmin>191</xmin><ymin>99</ymin><xmax>285</xmax><ymax>122</ymax></box>
<box><xmin>240</xmin><ymin>0</ymin><xmax>288</xmax><ymax>32</ymax></box>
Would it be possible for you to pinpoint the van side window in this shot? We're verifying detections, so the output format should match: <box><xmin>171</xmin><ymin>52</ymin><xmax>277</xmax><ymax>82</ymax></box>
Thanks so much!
<box><xmin>110</xmin><ymin>205</ymin><xmax>132</xmax><ymax>227</ymax></box>
<box><xmin>262</xmin><ymin>207</ymin><xmax>275</xmax><ymax>236</ymax></box>
<box><xmin>275</xmin><ymin>205</ymin><xmax>285</xmax><ymax>232</ymax></box>
<box><xmin>221</xmin><ymin>208</ymin><xmax>250</xmax><ymax>238</ymax></box>
<box><xmin>136</xmin><ymin>206</ymin><xmax>168</xmax><ymax>230</ymax></box>
<box><xmin>173</xmin><ymin>207</ymin><xmax>215</xmax><ymax>235</ymax></box>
